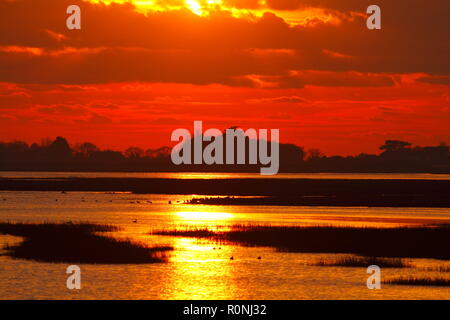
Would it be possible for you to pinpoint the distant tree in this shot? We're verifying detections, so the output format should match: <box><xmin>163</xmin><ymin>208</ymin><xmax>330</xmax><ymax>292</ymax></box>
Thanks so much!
<box><xmin>0</xmin><ymin>136</ymin><xmax>449</xmax><ymax>172</ymax></box>
<box><xmin>7</xmin><ymin>141</ymin><xmax>29</xmax><ymax>153</ymax></box>
<box><xmin>40</xmin><ymin>137</ymin><xmax>52</xmax><ymax>147</ymax></box>
<box><xmin>90</xmin><ymin>150</ymin><xmax>125</xmax><ymax>162</ymax></box>
<box><xmin>422</xmin><ymin>144</ymin><xmax>450</xmax><ymax>162</ymax></box>
<box><xmin>74</xmin><ymin>142</ymin><xmax>99</xmax><ymax>157</ymax></box>
<box><xmin>380</xmin><ymin>140</ymin><xmax>412</xmax><ymax>152</ymax></box>
<box><xmin>145</xmin><ymin>147</ymin><xmax>171</xmax><ymax>159</ymax></box>
<box><xmin>125</xmin><ymin>147</ymin><xmax>144</xmax><ymax>159</ymax></box>
<box><xmin>280</xmin><ymin>143</ymin><xmax>305</xmax><ymax>164</ymax></box>
<box><xmin>307</xmin><ymin>149</ymin><xmax>325</xmax><ymax>160</ymax></box>
<box><xmin>47</xmin><ymin>137</ymin><xmax>72</xmax><ymax>160</ymax></box>
<box><xmin>356</xmin><ymin>153</ymin><xmax>377</xmax><ymax>160</ymax></box>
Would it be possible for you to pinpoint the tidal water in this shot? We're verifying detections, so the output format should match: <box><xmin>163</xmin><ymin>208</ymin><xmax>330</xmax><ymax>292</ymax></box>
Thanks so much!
<box><xmin>0</xmin><ymin>172</ymin><xmax>449</xmax><ymax>300</ymax></box>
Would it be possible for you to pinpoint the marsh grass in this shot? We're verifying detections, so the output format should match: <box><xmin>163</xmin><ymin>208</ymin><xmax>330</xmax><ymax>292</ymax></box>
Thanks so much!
<box><xmin>0</xmin><ymin>222</ymin><xmax>172</xmax><ymax>264</ymax></box>
<box><xmin>313</xmin><ymin>256</ymin><xmax>410</xmax><ymax>268</ymax></box>
<box><xmin>184</xmin><ymin>195</ymin><xmax>450</xmax><ymax>207</ymax></box>
<box><xmin>385</xmin><ymin>277</ymin><xmax>450</xmax><ymax>287</ymax></box>
<box><xmin>153</xmin><ymin>224</ymin><xmax>450</xmax><ymax>260</ymax></box>
<box><xmin>155</xmin><ymin>227</ymin><xmax>219</xmax><ymax>238</ymax></box>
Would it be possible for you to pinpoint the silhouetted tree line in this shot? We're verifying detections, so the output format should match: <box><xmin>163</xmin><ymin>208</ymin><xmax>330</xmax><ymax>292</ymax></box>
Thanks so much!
<box><xmin>0</xmin><ymin>136</ymin><xmax>449</xmax><ymax>173</ymax></box>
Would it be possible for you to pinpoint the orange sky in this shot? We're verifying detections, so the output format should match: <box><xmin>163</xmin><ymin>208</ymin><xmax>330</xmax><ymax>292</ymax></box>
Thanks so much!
<box><xmin>1</xmin><ymin>0</ymin><xmax>449</xmax><ymax>155</ymax></box>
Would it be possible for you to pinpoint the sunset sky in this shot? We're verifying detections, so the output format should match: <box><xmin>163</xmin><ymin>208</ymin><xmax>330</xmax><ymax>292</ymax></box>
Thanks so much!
<box><xmin>1</xmin><ymin>0</ymin><xmax>449</xmax><ymax>155</ymax></box>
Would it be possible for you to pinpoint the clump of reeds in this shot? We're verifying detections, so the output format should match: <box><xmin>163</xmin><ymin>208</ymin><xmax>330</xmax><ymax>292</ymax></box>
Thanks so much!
<box><xmin>154</xmin><ymin>227</ymin><xmax>219</xmax><ymax>238</ymax></box>
<box><xmin>153</xmin><ymin>224</ymin><xmax>450</xmax><ymax>260</ymax></box>
<box><xmin>384</xmin><ymin>277</ymin><xmax>450</xmax><ymax>287</ymax></box>
<box><xmin>0</xmin><ymin>222</ymin><xmax>172</xmax><ymax>264</ymax></box>
<box><xmin>313</xmin><ymin>256</ymin><xmax>410</xmax><ymax>268</ymax></box>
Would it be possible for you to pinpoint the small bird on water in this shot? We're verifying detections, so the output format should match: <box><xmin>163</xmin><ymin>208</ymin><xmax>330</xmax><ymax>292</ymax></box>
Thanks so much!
<box><xmin>230</xmin><ymin>256</ymin><xmax>234</xmax><ymax>260</ymax></box>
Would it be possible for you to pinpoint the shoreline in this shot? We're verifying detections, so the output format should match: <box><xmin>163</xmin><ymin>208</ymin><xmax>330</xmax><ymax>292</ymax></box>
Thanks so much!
<box><xmin>1</xmin><ymin>177</ymin><xmax>450</xmax><ymax>207</ymax></box>
<box><xmin>0</xmin><ymin>178</ymin><xmax>450</xmax><ymax>208</ymax></box>
<box><xmin>184</xmin><ymin>195</ymin><xmax>450</xmax><ymax>208</ymax></box>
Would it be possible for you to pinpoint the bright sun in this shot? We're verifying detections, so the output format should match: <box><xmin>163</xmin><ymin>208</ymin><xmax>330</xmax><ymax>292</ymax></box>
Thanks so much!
<box><xmin>87</xmin><ymin>0</ymin><xmax>339</xmax><ymax>26</ymax></box>
<box><xmin>185</xmin><ymin>0</ymin><xmax>203</xmax><ymax>15</ymax></box>
<box><xmin>88</xmin><ymin>0</ymin><xmax>221</xmax><ymax>16</ymax></box>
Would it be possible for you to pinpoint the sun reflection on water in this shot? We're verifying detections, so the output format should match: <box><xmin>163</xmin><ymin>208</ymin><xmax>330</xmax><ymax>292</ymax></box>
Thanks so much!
<box><xmin>159</xmin><ymin>236</ymin><xmax>239</xmax><ymax>299</ymax></box>
<box><xmin>150</xmin><ymin>208</ymin><xmax>239</xmax><ymax>299</ymax></box>
<box><xmin>176</xmin><ymin>210</ymin><xmax>233</xmax><ymax>223</ymax></box>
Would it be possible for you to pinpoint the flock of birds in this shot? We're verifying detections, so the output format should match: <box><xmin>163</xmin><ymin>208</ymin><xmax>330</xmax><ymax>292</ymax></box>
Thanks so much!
<box><xmin>3</xmin><ymin>191</ymin><xmax>183</xmax><ymax>206</ymax></box>
<box><xmin>41</xmin><ymin>191</ymin><xmax>171</xmax><ymax>205</ymax></box>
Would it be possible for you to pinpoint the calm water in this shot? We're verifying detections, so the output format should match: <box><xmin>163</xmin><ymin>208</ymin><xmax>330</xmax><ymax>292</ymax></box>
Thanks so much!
<box><xmin>2</xmin><ymin>171</ymin><xmax>450</xmax><ymax>180</ymax></box>
<box><xmin>0</xmin><ymin>172</ymin><xmax>449</xmax><ymax>300</ymax></box>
